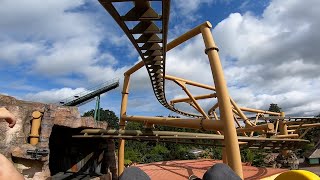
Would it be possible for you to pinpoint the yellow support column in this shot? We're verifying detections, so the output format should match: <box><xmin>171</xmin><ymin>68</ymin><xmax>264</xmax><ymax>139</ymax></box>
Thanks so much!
<box><xmin>222</xmin><ymin>147</ymin><xmax>228</xmax><ymax>164</ymax></box>
<box><xmin>118</xmin><ymin>75</ymin><xmax>130</xmax><ymax>176</ymax></box>
<box><xmin>200</xmin><ymin>22</ymin><xmax>243</xmax><ymax>179</ymax></box>
<box><xmin>30</xmin><ymin>111</ymin><xmax>42</xmax><ymax>145</ymax></box>
<box><xmin>279</xmin><ymin>112</ymin><xmax>288</xmax><ymax>155</ymax></box>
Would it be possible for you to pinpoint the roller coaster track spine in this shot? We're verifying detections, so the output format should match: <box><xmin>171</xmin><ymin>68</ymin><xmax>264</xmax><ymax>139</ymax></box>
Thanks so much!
<box><xmin>99</xmin><ymin>0</ymin><xmax>203</xmax><ymax>118</ymax></box>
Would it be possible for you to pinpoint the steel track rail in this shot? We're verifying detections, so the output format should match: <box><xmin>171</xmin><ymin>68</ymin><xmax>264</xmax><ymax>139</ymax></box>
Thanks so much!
<box><xmin>73</xmin><ymin>133</ymin><xmax>309</xmax><ymax>149</ymax></box>
<box><xmin>99</xmin><ymin>0</ymin><xmax>203</xmax><ymax>118</ymax></box>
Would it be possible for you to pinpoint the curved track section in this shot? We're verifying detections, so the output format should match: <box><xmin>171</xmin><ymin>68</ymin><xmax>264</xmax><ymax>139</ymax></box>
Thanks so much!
<box><xmin>99</xmin><ymin>0</ymin><xmax>202</xmax><ymax>118</ymax></box>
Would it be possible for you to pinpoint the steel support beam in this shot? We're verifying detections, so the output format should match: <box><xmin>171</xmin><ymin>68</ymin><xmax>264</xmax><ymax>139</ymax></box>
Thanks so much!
<box><xmin>170</xmin><ymin>93</ymin><xmax>216</xmax><ymax>104</ymax></box>
<box><xmin>200</xmin><ymin>23</ymin><xmax>243</xmax><ymax>178</ymax></box>
<box><xmin>118</xmin><ymin>75</ymin><xmax>131</xmax><ymax>175</ymax></box>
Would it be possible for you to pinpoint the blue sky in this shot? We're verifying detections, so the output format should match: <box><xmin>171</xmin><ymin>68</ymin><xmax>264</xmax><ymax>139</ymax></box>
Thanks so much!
<box><xmin>1</xmin><ymin>0</ymin><xmax>320</xmax><ymax>117</ymax></box>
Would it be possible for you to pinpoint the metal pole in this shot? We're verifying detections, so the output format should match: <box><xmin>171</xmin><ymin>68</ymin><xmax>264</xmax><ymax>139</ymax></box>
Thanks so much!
<box><xmin>288</xmin><ymin>123</ymin><xmax>320</xmax><ymax>129</ymax></box>
<box><xmin>222</xmin><ymin>147</ymin><xmax>228</xmax><ymax>164</ymax></box>
<box><xmin>299</xmin><ymin>128</ymin><xmax>312</xmax><ymax>139</ymax></box>
<box><xmin>98</xmin><ymin>95</ymin><xmax>101</xmax><ymax>121</ymax></box>
<box><xmin>118</xmin><ymin>75</ymin><xmax>130</xmax><ymax>175</ymax></box>
<box><xmin>240</xmin><ymin>107</ymin><xmax>281</xmax><ymax>116</ymax></box>
<box><xmin>174</xmin><ymin>80</ymin><xmax>210</xmax><ymax>119</ymax></box>
<box><xmin>170</xmin><ymin>93</ymin><xmax>216</xmax><ymax>104</ymax></box>
<box><xmin>273</xmin><ymin>134</ymin><xmax>299</xmax><ymax>138</ymax></box>
<box><xmin>230</xmin><ymin>98</ymin><xmax>252</xmax><ymax>126</ymax></box>
<box><xmin>236</xmin><ymin>123</ymin><xmax>274</xmax><ymax>133</ymax></box>
<box><xmin>80</xmin><ymin>129</ymin><xmax>225</xmax><ymax>137</ymax></box>
<box><xmin>213</xmin><ymin>111</ymin><xmax>219</xmax><ymax>121</ymax></box>
<box><xmin>250</xmin><ymin>113</ymin><xmax>261</xmax><ymax>136</ymax></box>
<box><xmin>200</xmin><ymin>22</ymin><xmax>243</xmax><ymax>179</ymax></box>
<box><xmin>279</xmin><ymin>112</ymin><xmax>288</xmax><ymax>155</ymax></box>
<box><xmin>118</xmin><ymin>60</ymin><xmax>145</xmax><ymax>175</ymax></box>
<box><xmin>122</xmin><ymin>115</ymin><xmax>272</xmax><ymax>133</ymax></box>
<box><xmin>167</xmin><ymin>21</ymin><xmax>212</xmax><ymax>51</ymax></box>
<box><xmin>208</xmin><ymin>102</ymin><xmax>219</xmax><ymax>115</ymax></box>
<box><xmin>165</xmin><ymin>74</ymin><xmax>215</xmax><ymax>90</ymax></box>
<box><xmin>94</xmin><ymin>95</ymin><xmax>101</xmax><ymax>121</ymax></box>
<box><xmin>122</xmin><ymin>115</ymin><xmax>224</xmax><ymax>131</ymax></box>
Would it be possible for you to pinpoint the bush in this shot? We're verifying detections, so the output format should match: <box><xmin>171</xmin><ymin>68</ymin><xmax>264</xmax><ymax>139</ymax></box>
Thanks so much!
<box><xmin>124</xmin><ymin>148</ymin><xmax>141</xmax><ymax>164</ymax></box>
<box><xmin>241</xmin><ymin>149</ymin><xmax>266</xmax><ymax>167</ymax></box>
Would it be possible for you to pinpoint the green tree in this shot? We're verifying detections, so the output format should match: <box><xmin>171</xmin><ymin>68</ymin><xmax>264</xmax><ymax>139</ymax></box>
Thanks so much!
<box><xmin>125</xmin><ymin>121</ymin><xmax>143</xmax><ymax>130</ymax></box>
<box><xmin>143</xmin><ymin>144</ymin><xmax>170</xmax><ymax>163</ymax></box>
<box><xmin>241</xmin><ymin>149</ymin><xmax>266</xmax><ymax>167</ymax></box>
<box><xmin>82</xmin><ymin>108</ymin><xmax>119</xmax><ymax>129</ymax></box>
<box><xmin>209</xmin><ymin>147</ymin><xmax>222</xmax><ymax>160</ymax></box>
<box><xmin>268</xmin><ymin>103</ymin><xmax>282</xmax><ymax>113</ymax></box>
<box><xmin>124</xmin><ymin>148</ymin><xmax>141</xmax><ymax>165</ymax></box>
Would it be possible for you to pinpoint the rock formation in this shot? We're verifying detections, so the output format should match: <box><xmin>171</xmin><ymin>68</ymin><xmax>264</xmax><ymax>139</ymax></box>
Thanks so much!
<box><xmin>0</xmin><ymin>94</ymin><xmax>117</xmax><ymax>179</ymax></box>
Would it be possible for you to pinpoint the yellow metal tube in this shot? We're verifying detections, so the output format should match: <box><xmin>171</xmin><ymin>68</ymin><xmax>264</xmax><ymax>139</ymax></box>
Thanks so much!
<box><xmin>30</xmin><ymin>111</ymin><xmax>42</xmax><ymax>145</ymax></box>
<box><xmin>299</xmin><ymin>128</ymin><xmax>312</xmax><ymax>139</ymax></box>
<box><xmin>250</xmin><ymin>113</ymin><xmax>261</xmax><ymax>136</ymax></box>
<box><xmin>118</xmin><ymin>74</ymin><xmax>131</xmax><ymax>175</ymax></box>
<box><xmin>122</xmin><ymin>115</ymin><xmax>271</xmax><ymax>134</ymax></box>
<box><xmin>233</xmin><ymin>115</ymin><xmax>248</xmax><ymax>137</ymax></box>
<box><xmin>213</xmin><ymin>111</ymin><xmax>219</xmax><ymax>121</ymax></box>
<box><xmin>174</xmin><ymin>80</ymin><xmax>209</xmax><ymax>119</ymax></box>
<box><xmin>208</xmin><ymin>102</ymin><xmax>219</xmax><ymax>115</ymax></box>
<box><xmin>285</xmin><ymin>121</ymin><xmax>305</xmax><ymax>126</ymax></box>
<box><xmin>233</xmin><ymin>115</ymin><xmax>242</xmax><ymax>128</ymax></box>
<box><xmin>272</xmin><ymin>134</ymin><xmax>299</xmax><ymax>139</ymax></box>
<box><xmin>279</xmin><ymin>117</ymin><xmax>288</xmax><ymax>135</ymax></box>
<box><xmin>122</xmin><ymin>115</ymin><xmax>224</xmax><ymax>131</ymax></box>
<box><xmin>279</xmin><ymin>112</ymin><xmax>289</xmax><ymax>155</ymax></box>
<box><xmin>240</xmin><ymin>107</ymin><xmax>281</xmax><ymax>116</ymax></box>
<box><xmin>232</xmin><ymin>108</ymin><xmax>241</xmax><ymax>117</ymax></box>
<box><xmin>275</xmin><ymin>120</ymin><xmax>280</xmax><ymax>134</ymax></box>
<box><xmin>200</xmin><ymin>23</ymin><xmax>243</xmax><ymax>178</ymax></box>
<box><xmin>80</xmin><ymin>129</ymin><xmax>224</xmax><ymax>137</ymax></box>
<box><xmin>254</xmin><ymin>113</ymin><xmax>261</xmax><ymax>126</ymax></box>
<box><xmin>165</xmin><ymin>74</ymin><xmax>216</xmax><ymax>91</ymax></box>
<box><xmin>167</xmin><ymin>21</ymin><xmax>212</xmax><ymax>52</ymax></box>
<box><xmin>230</xmin><ymin>98</ymin><xmax>252</xmax><ymax>127</ymax></box>
<box><xmin>170</xmin><ymin>93</ymin><xmax>216</xmax><ymax>104</ymax></box>
<box><xmin>236</xmin><ymin>123</ymin><xmax>274</xmax><ymax>133</ymax></box>
<box><xmin>287</xmin><ymin>129</ymin><xmax>296</xmax><ymax>133</ymax></box>
<box><xmin>288</xmin><ymin>123</ymin><xmax>320</xmax><ymax>129</ymax></box>
<box><xmin>189</xmin><ymin>103</ymin><xmax>201</xmax><ymax>113</ymax></box>
<box><xmin>222</xmin><ymin>147</ymin><xmax>228</xmax><ymax>164</ymax></box>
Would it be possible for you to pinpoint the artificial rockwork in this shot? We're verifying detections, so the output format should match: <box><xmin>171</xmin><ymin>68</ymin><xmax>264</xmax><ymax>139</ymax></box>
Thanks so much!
<box><xmin>0</xmin><ymin>94</ymin><xmax>117</xmax><ymax>179</ymax></box>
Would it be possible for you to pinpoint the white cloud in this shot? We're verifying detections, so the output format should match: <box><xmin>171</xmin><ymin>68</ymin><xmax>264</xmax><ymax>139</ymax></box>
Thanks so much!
<box><xmin>34</xmin><ymin>37</ymin><xmax>99</xmax><ymax>75</ymax></box>
<box><xmin>2</xmin><ymin>0</ymin><xmax>320</xmax><ymax>117</ymax></box>
<box><xmin>24</xmin><ymin>87</ymin><xmax>87</xmax><ymax>103</ymax></box>
<box><xmin>0</xmin><ymin>0</ymin><xmax>92</xmax><ymax>40</ymax></box>
<box><xmin>161</xmin><ymin>0</ymin><xmax>320</xmax><ymax>116</ymax></box>
<box><xmin>0</xmin><ymin>40</ymin><xmax>43</xmax><ymax>64</ymax></box>
<box><xmin>212</xmin><ymin>0</ymin><xmax>320</xmax><ymax>115</ymax></box>
<box><xmin>174</xmin><ymin>0</ymin><xmax>214</xmax><ymax>15</ymax></box>
<box><xmin>0</xmin><ymin>0</ymin><xmax>132</xmax><ymax>84</ymax></box>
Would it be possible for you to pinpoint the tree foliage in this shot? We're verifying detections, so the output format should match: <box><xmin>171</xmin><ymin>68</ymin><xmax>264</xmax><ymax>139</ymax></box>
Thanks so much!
<box><xmin>82</xmin><ymin>108</ymin><xmax>119</xmax><ymax>129</ymax></box>
<box><xmin>268</xmin><ymin>103</ymin><xmax>282</xmax><ymax>113</ymax></box>
<box><xmin>241</xmin><ymin>149</ymin><xmax>266</xmax><ymax>167</ymax></box>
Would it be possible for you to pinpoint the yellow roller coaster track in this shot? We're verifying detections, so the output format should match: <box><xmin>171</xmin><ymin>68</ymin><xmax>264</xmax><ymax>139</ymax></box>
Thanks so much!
<box><xmin>99</xmin><ymin>0</ymin><xmax>203</xmax><ymax>117</ymax></box>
